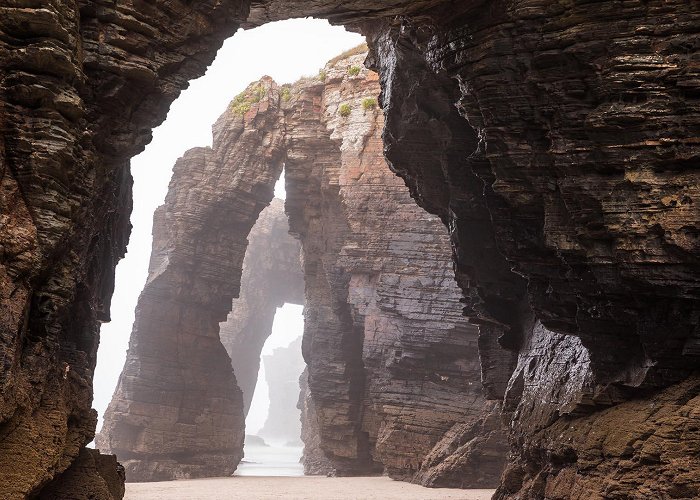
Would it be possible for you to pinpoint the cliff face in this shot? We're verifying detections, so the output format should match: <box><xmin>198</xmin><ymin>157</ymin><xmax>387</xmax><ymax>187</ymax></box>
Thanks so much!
<box><xmin>2</xmin><ymin>1</ymin><xmax>699</xmax><ymax>498</ymax></box>
<box><xmin>219</xmin><ymin>198</ymin><xmax>303</xmax><ymax>416</ymax></box>
<box><xmin>283</xmin><ymin>53</ymin><xmax>507</xmax><ymax>485</ymax></box>
<box><xmin>259</xmin><ymin>336</ymin><xmax>305</xmax><ymax>444</ymax></box>
<box><xmin>98</xmin><ymin>52</ymin><xmax>505</xmax><ymax>486</ymax></box>
<box><xmin>0</xmin><ymin>1</ymin><xmax>246</xmax><ymax>497</ymax></box>
<box><xmin>96</xmin><ymin>78</ymin><xmax>286</xmax><ymax>481</ymax></box>
<box><xmin>365</xmin><ymin>4</ymin><xmax>700</xmax><ymax>497</ymax></box>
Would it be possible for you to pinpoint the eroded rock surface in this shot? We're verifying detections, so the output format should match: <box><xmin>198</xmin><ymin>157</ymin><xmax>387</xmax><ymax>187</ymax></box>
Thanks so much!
<box><xmin>2</xmin><ymin>1</ymin><xmax>699</xmax><ymax>497</ymax></box>
<box><xmin>0</xmin><ymin>1</ymin><xmax>246</xmax><ymax>497</ymax></box>
<box><xmin>96</xmin><ymin>78</ymin><xmax>286</xmax><ymax>482</ymax></box>
<box><xmin>283</xmin><ymin>52</ymin><xmax>507</xmax><ymax>485</ymax></box>
<box><xmin>219</xmin><ymin>198</ymin><xmax>303</xmax><ymax>416</ymax></box>
<box><xmin>99</xmin><ymin>51</ymin><xmax>506</xmax><ymax>486</ymax></box>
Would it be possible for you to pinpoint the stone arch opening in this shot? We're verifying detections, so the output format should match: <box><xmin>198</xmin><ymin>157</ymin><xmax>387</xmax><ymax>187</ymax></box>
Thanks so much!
<box><xmin>2</xmin><ymin>4</ymin><xmax>698</xmax><ymax>499</ymax></box>
<box><xmin>96</xmin><ymin>45</ymin><xmax>507</xmax><ymax>488</ymax></box>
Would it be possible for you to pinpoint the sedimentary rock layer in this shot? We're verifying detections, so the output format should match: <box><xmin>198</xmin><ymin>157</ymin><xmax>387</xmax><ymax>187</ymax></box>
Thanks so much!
<box><xmin>365</xmin><ymin>4</ymin><xmax>700</xmax><ymax>497</ymax></box>
<box><xmin>96</xmin><ymin>79</ymin><xmax>286</xmax><ymax>481</ymax></box>
<box><xmin>0</xmin><ymin>1</ymin><xmax>246</xmax><ymax>497</ymax></box>
<box><xmin>219</xmin><ymin>198</ymin><xmax>303</xmax><ymax>416</ymax></box>
<box><xmin>283</xmin><ymin>52</ymin><xmax>507</xmax><ymax>485</ymax></box>
<box><xmin>2</xmin><ymin>1</ymin><xmax>699</xmax><ymax>497</ymax></box>
<box><xmin>99</xmin><ymin>50</ymin><xmax>506</xmax><ymax>486</ymax></box>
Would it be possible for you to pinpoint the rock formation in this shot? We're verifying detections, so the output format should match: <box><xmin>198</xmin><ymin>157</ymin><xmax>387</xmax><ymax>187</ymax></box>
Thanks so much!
<box><xmin>283</xmin><ymin>51</ymin><xmax>507</xmax><ymax>485</ymax></box>
<box><xmin>219</xmin><ymin>199</ymin><xmax>304</xmax><ymax>416</ymax></box>
<box><xmin>98</xmin><ymin>51</ymin><xmax>506</xmax><ymax>486</ymax></box>
<box><xmin>0</xmin><ymin>1</ymin><xmax>245</xmax><ymax>497</ymax></box>
<box><xmin>298</xmin><ymin>368</ymin><xmax>335</xmax><ymax>476</ymax></box>
<box><xmin>2</xmin><ymin>1</ymin><xmax>699</xmax><ymax>498</ymax></box>
<box><xmin>96</xmin><ymin>78</ymin><xmax>286</xmax><ymax>481</ymax></box>
<box><xmin>259</xmin><ymin>336</ymin><xmax>305</xmax><ymax>444</ymax></box>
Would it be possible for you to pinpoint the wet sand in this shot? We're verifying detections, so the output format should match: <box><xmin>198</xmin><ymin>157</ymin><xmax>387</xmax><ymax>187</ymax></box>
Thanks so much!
<box><xmin>126</xmin><ymin>476</ymin><xmax>495</xmax><ymax>499</ymax></box>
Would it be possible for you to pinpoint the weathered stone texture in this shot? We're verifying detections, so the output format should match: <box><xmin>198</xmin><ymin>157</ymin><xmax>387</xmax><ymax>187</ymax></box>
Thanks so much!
<box><xmin>3</xmin><ymin>0</ymin><xmax>699</xmax><ymax>497</ymax></box>
<box><xmin>298</xmin><ymin>368</ymin><xmax>335</xmax><ymax>476</ymax></box>
<box><xmin>284</xmin><ymin>52</ymin><xmax>507</xmax><ymax>485</ymax></box>
<box><xmin>367</xmin><ymin>2</ymin><xmax>700</xmax><ymax>497</ymax></box>
<box><xmin>96</xmin><ymin>78</ymin><xmax>286</xmax><ymax>482</ymax></box>
<box><xmin>99</xmin><ymin>50</ymin><xmax>505</xmax><ymax>487</ymax></box>
<box><xmin>0</xmin><ymin>0</ymin><xmax>246</xmax><ymax>496</ymax></box>
<box><xmin>219</xmin><ymin>198</ymin><xmax>303</xmax><ymax>416</ymax></box>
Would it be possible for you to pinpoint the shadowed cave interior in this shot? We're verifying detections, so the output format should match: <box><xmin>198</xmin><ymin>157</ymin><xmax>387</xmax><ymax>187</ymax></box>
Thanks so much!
<box><xmin>1</xmin><ymin>3</ymin><xmax>698</xmax><ymax>500</ymax></box>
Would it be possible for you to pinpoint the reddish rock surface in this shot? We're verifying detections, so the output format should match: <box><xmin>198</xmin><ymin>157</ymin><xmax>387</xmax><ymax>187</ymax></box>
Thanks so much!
<box><xmin>1</xmin><ymin>1</ymin><xmax>699</xmax><ymax>498</ymax></box>
<box><xmin>219</xmin><ymin>198</ymin><xmax>303</xmax><ymax>416</ymax></box>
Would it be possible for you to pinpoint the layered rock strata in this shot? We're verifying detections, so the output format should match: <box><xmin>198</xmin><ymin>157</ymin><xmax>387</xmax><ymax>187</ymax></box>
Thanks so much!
<box><xmin>99</xmin><ymin>52</ymin><xmax>506</xmax><ymax>486</ymax></box>
<box><xmin>2</xmin><ymin>1</ymin><xmax>699</xmax><ymax>498</ymax></box>
<box><xmin>365</xmin><ymin>5</ymin><xmax>700</xmax><ymax>497</ymax></box>
<box><xmin>96</xmin><ymin>78</ymin><xmax>285</xmax><ymax>481</ymax></box>
<box><xmin>219</xmin><ymin>199</ymin><xmax>304</xmax><ymax>416</ymax></box>
<box><xmin>283</xmin><ymin>52</ymin><xmax>507</xmax><ymax>485</ymax></box>
<box><xmin>0</xmin><ymin>1</ymin><xmax>246</xmax><ymax>497</ymax></box>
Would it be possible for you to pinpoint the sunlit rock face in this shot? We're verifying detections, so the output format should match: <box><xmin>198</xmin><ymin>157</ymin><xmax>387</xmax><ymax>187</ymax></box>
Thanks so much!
<box><xmin>2</xmin><ymin>1</ymin><xmax>699</xmax><ymax>497</ymax></box>
<box><xmin>219</xmin><ymin>198</ymin><xmax>304</xmax><ymax>416</ymax></box>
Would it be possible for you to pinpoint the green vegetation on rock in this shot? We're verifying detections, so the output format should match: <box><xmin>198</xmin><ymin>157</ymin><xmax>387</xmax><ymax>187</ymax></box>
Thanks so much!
<box><xmin>339</xmin><ymin>103</ymin><xmax>352</xmax><ymax>117</ymax></box>
<box><xmin>348</xmin><ymin>65</ymin><xmax>361</xmax><ymax>76</ymax></box>
<box><xmin>362</xmin><ymin>98</ymin><xmax>377</xmax><ymax>111</ymax></box>
<box><xmin>230</xmin><ymin>83</ymin><xmax>267</xmax><ymax>115</ymax></box>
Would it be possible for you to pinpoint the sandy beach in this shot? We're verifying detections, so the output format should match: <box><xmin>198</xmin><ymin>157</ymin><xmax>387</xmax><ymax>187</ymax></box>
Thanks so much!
<box><xmin>126</xmin><ymin>476</ymin><xmax>495</xmax><ymax>499</ymax></box>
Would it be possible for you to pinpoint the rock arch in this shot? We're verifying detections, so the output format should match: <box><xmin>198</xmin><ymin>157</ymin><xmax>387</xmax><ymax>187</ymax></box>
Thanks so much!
<box><xmin>1</xmin><ymin>2</ymin><xmax>698</xmax><ymax>498</ymax></box>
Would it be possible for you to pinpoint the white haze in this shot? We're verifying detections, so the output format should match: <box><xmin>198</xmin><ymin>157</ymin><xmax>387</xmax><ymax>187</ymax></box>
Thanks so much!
<box><xmin>246</xmin><ymin>304</ymin><xmax>304</xmax><ymax>436</ymax></box>
<box><xmin>93</xmin><ymin>19</ymin><xmax>365</xmax><ymax>431</ymax></box>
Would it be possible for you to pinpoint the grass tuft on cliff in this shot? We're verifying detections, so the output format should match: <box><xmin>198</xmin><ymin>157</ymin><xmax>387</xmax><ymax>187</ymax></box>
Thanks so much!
<box><xmin>362</xmin><ymin>98</ymin><xmax>377</xmax><ymax>111</ymax></box>
<box><xmin>327</xmin><ymin>43</ymin><xmax>368</xmax><ymax>66</ymax></box>
<box><xmin>339</xmin><ymin>103</ymin><xmax>352</xmax><ymax>117</ymax></box>
<box><xmin>230</xmin><ymin>83</ymin><xmax>267</xmax><ymax>115</ymax></box>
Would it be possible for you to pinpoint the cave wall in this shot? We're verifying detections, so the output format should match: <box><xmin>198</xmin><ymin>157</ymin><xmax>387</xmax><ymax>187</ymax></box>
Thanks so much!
<box><xmin>0</xmin><ymin>1</ymin><xmax>247</xmax><ymax>497</ymax></box>
<box><xmin>365</xmin><ymin>3</ymin><xmax>700</xmax><ymax>498</ymax></box>
<box><xmin>2</xmin><ymin>1</ymin><xmax>699</xmax><ymax>497</ymax></box>
<box><xmin>283</xmin><ymin>51</ymin><xmax>507</xmax><ymax>486</ymax></box>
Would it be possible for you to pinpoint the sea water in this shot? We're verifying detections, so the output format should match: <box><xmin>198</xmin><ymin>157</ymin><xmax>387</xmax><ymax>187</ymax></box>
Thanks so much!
<box><xmin>235</xmin><ymin>444</ymin><xmax>304</xmax><ymax>477</ymax></box>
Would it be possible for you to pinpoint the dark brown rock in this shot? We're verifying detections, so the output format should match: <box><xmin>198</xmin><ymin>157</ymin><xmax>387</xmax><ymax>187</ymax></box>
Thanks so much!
<box><xmin>2</xmin><ymin>1</ymin><xmax>699</xmax><ymax>497</ymax></box>
<box><xmin>37</xmin><ymin>448</ymin><xmax>125</xmax><ymax>500</ymax></box>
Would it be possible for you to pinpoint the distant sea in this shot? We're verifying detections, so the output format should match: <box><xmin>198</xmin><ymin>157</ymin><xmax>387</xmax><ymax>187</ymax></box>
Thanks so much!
<box><xmin>235</xmin><ymin>444</ymin><xmax>304</xmax><ymax>477</ymax></box>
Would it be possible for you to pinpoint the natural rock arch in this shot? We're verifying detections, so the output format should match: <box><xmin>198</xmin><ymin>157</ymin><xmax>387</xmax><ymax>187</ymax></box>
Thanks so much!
<box><xmin>0</xmin><ymin>2</ymin><xmax>698</xmax><ymax>498</ymax></box>
<box><xmin>98</xmin><ymin>53</ymin><xmax>507</xmax><ymax>486</ymax></box>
